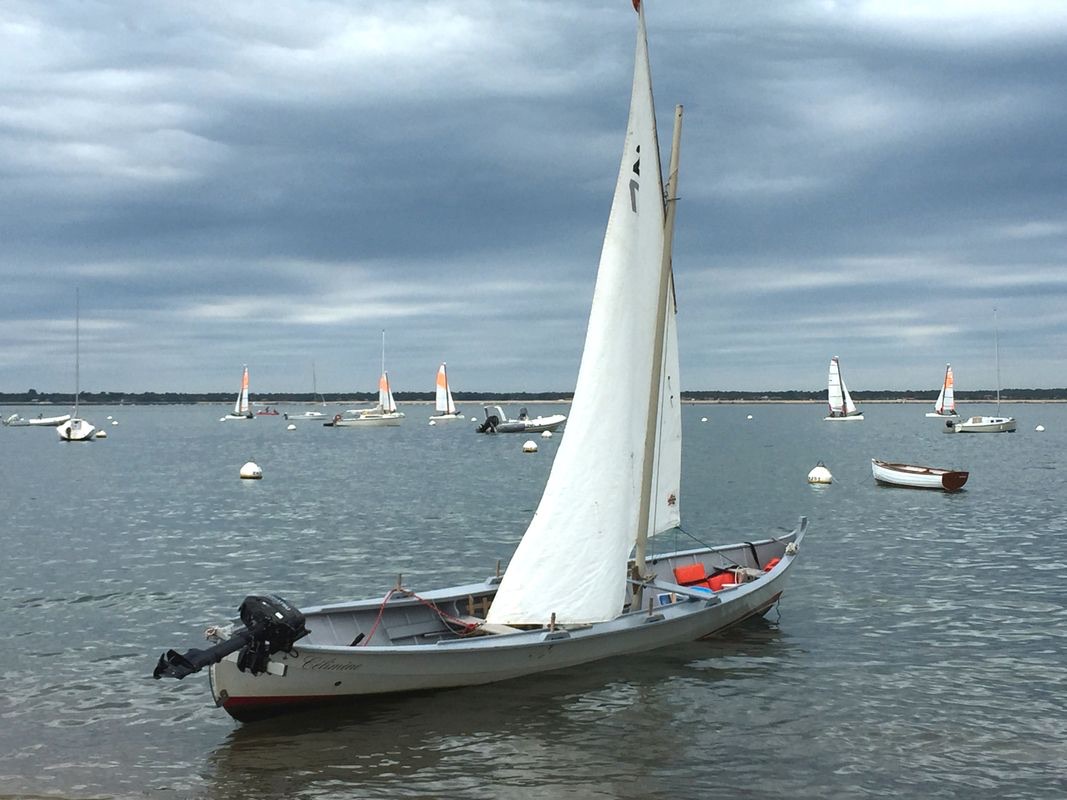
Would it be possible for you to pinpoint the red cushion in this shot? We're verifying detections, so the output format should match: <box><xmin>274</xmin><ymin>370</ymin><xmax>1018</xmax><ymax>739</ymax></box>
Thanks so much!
<box><xmin>763</xmin><ymin>557</ymin><xmax>782</xmax><ymax>572</ymax></box>
<box><xmin>708</xmin><ymin>572</ymin><xmax>735</xmax><ymax>591</ymax></box>
<box><xmin>673</xmin><ymin>563</ymin><xmax>707</xmax><ymax>586</ymax></box>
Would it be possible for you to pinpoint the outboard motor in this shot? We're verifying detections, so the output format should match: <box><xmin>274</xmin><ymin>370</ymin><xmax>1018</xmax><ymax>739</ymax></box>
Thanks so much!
<box><xmin>517</xmin><ymin>407</ymin><xmax>529</xmax><ymax>421</ymax></box>
<box><xmin>153</xmin><ymin>594</ymin><xmax>309</xmax><ymax>680</ymax></box>
<box><xmin>477</xmin><ymin>414</ymin><xmax>500</xmax><ymax>433</ymax></box>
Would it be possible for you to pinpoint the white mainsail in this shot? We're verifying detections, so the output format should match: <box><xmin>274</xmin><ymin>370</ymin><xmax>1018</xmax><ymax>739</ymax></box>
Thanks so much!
<box><xmin>435</xmin><ymin>363</ymin><xmax>457</xmax><ymax>415</ymax></box>
<box><xmin>827</xmin><ymin>357</ymin><xmax>859</xmax><ymax>416</ymax></box>
<box><xmin>378</xmin><ymin>372</ymin><xmax>397</xmax><ymax>413</ymax></box>
<box><xmin>488</xmin><ymin>3</ymin><xmax>670</xmax><ymax>625</ymax></box>
<box><xmin>234</xmin><ymin>366</ymin><xmax>250</xmax><ymax>416</ymax></box>
<box><xmin>934</xmin><ymin>363</ymin><xmax>955</xmax><ymax>415</ymax></box>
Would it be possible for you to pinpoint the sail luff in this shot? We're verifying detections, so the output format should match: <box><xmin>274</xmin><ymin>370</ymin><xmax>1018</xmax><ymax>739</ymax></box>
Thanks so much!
<box><xmin>435</xmin><ymin>363</ymin><xmax>455</xmax><ymax>414</ymax></box>
<box><xmin>486</xmin><ymin>4</ymin><xmax>666</xmax><ymax>626</ymax></box>
<box><xmin>827</xmin><ymin>357</ymin><xmax>844</xmax><ymax>415</ymax></box>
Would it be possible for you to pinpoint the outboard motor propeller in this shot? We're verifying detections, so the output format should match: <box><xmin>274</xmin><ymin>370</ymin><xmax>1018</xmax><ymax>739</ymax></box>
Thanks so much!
<box><xmin>153</xmin><ymin>594</ymin><xmax>309</xmax><ymax>680</ymax></box>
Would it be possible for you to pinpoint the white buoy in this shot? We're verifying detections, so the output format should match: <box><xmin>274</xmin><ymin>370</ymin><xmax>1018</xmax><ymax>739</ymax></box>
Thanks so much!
<box><xmin>747</xmin><ymin>414</ymin><xmax>753</xmax><ymax>420</ymax></box>
<box><xmin>701</xmin><ymin>417</ymin><xmax>708</xmax><ymax>423</ymax></box>
<box><xmin>240</xmin><ymin>461</ymin><xmax>263</xmax><ymax>480</ymax></box>
<box><xmin>95</xmin><ymin>429</ymin><xmax>108</xmax><ymax>439</ymax></box>
<box><xmin>287</xmin><ymin>423</ymin><xmax>296</xmax><ymax>431</ymax></box>
<box><xmin>522</xmin><ymin>440</ymin><xmax>538</xmax><ymax>453</ymax></box>
<box><xmin>1035</xmin><ymin>425</ymin><xmax>1045</xmax><ymax>432</ymax></box>
<box><xmin>106</xmin><ymin>415</ymin><xmax>113</xmax><ymax>420</ymax></box>
<box><xmin>111</xmin><ymin>420</ymin><xmax>118</xmax><ymax>426</ymax></box>
<box><xmin>541</xmin><ymin>430</ymin><xmax>552</xmax><ymax>439</ymax></box>
<box><xmin>429</xmin><ymin>419</ymin><xmax>436</xmax><ymax>426</ymax></box>
<box><xmin>807</xmin><ymin>462</ymin><xmax>833</xmax><ymax>484</ymax></box>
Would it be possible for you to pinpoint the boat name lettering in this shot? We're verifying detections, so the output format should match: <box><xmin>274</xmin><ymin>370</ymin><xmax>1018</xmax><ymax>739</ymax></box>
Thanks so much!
<box><xmin>301</xmin><ymin>656</ymin><xmax>364</xmax><ymax>672</ymax></box>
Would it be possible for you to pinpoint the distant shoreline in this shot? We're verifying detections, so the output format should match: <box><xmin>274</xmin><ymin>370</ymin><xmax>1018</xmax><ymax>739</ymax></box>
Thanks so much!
<box><xmin>3</xmin><ymin>395</ymin><xmax>1066</xmax><ymax>407</ymax></box>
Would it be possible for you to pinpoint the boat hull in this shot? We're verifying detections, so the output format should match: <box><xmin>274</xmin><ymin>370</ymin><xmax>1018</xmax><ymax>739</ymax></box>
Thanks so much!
<box><xmin>925</xmin><ymin>412</ymin><xmax>958</xmax><ymax>419</ymax></box>
<box><xmin>490</xmin><ymin>414</ymin><xmax>567</xmax><ymax>433</ymax></box>
<box><xmin>429</xmin><ymin>413</ymin><xmax>465</xmax><ymax>422</ymax></box>
<box><xmin>57</xmin><ymin>418</ymin><xmax>96</xmax><ymax>441</ymax></box>
<box><xmin>823</xmin><ymin>414</ymin><xmax>864</xmax><ymax>422</ymax></box>
<box><xmin>4</xmin><ymin>413</ymin><xmax>72</xmax><ymax>427</ymax></box>
<box><xmin>943</xmin><ymin>416</ymin><xmax>1016</xmax><ymax>433</ymax></box>
<box><xmin>871</xmin><ymin>459</ymin><xmax>968</xmax><ymax>491</ymax></box>
<box><xmin>207</xmin><ymin>523</ymin><xmax>804</xmax><ymax>721</ymax></box>
<box><xmin>328</xmin><ymin>413</ymin><xmax>404</xmax><ymax>428</ymax></box>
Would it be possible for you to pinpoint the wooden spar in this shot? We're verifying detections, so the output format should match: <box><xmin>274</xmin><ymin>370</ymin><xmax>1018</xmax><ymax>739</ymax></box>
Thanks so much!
<box><xmin>633</xmin><ymin>103</ymin><xmax>683</xmax><ymax>594</ymax></box>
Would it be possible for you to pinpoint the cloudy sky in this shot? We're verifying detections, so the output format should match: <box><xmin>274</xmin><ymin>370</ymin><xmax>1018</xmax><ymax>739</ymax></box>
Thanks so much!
<box><xmin>2</xmin><ymin>0</ymin><xmax>1065</xmax><ymax>395</ymax></box>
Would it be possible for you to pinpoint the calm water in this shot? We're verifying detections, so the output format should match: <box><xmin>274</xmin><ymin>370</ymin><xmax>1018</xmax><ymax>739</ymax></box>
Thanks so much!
<box><xmin>2</xmin><ymin>402</ymin><xmax>1065</xmax><ymax>800</ymax></box>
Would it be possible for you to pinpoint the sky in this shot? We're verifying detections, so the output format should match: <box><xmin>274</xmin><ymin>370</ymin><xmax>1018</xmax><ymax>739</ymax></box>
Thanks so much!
<box><xmin>2</xmin><ymin>0</ymin><xmax>1066</xmax><ymax>395</ymax></box>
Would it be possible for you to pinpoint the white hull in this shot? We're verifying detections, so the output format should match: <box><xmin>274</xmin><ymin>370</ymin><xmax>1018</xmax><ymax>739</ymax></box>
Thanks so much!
<box><xmin>944</xmin><ymin>415</ymin><xmax>1016</xmax><ymax>433</ymax></box>
<box><xmin>221</xmin><ymin>413</ymin><xmax>254</xmax><ymax>421</ymax></box>
<box><xmin>429</xmin><ymin>413</ymin><xmax>465</xmax><ymax>422</ymax></box>
<box><xmin>925</xmin><ymin>412</ymin><xmax>958</xmax><ymax>419</ymax></box>
<box><xmin>823</xmin><ymin>414</ymin><xmax>864</xmax><ymax>422</ymax></box>
<box><xmin>285</xmin><ymin>411</ymin><xmax>327</xmax><ymax>421</ymax></box>
<box><xmin>207</xmin><ymin>523</ymin><xmax>804</xmax><ymax>720</ymax></box>
<box><xmin>3</xmin><ymin>413</ymin><xmax>72</xmax><ymax>427</ymax></box>
<box><xmin>57</xmin><ymin>418</ymin><xmax>96</xmax><ymax>441</ymax></box>
<box><xmin>871</xmin><ymin>459</ymin><xmax>968</xmax><ymax>491</ymax></box>
<box><xmin>328</xmin><ymin>411</ymin><xmax>404</xmax><ymax>428</ymax></box>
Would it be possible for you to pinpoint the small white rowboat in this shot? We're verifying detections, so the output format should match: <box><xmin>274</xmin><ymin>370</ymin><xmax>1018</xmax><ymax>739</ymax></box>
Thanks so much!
<box><xmin>871</xmin><ymin>458</ymin><xmax>968</xmax><ymax>492</ymax></box>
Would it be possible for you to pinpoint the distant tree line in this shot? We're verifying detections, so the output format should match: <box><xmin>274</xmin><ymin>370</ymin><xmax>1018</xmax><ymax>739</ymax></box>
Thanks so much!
<box><xmin>3</xmin><ymin>387</ymin><xmax>1067</xmax><ymax>405</ymax></box>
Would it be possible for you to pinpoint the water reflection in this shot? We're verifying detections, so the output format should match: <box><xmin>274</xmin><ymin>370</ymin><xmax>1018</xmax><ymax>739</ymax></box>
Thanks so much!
<box><xmin>204</xmin><ymin>620</ymin><xmax>790</xmax><ymax>800</ymax></box>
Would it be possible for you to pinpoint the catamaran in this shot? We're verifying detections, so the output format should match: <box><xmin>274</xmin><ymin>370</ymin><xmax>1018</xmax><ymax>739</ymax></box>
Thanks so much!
<box><xmin>221</xmin><ymin>366</ymin><xmax>254</xmax><ymax>421</ymax></box>
<box><xmin>153</xmin><ymin>1</ymin><xmax>805</xmax><ymax>721</ymax></box>
<box><xmin>429</xmin><ymin>363</ymin><xmax>464</xmax><ymax>421</ymax></box>
<box><xmin>925</xmin><ymin>363</ymin><xmax>959</xmax><ymax>419</ymax></box>
<box><xmin>824</xmin><ymin>356</ymin><xmax>863</xmax><ymax>421</ymax></box>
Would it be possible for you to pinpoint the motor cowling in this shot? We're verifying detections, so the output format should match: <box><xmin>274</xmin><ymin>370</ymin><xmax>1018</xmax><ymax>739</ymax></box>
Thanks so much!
<box><xmin>153</xmin><ymin>594</ymin><xmax>309</xmax><ymax>680</ymax></box>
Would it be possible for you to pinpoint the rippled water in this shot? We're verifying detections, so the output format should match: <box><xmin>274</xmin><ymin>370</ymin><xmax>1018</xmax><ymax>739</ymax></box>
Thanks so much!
<box><xmin>2</xmin><ymin>402</ymin><xmax>1065</xmax><ymax>799</ymax></box>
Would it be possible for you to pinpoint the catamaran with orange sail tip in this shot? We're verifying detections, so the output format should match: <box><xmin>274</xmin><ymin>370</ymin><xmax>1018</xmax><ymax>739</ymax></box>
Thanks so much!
<box><xmin>926</xmin><ymin>363</ymin><xmax>959</xmax><ymax>418</ymax></box>
<box><xmin>221</xmin><ymin>365</ymin><xmax>254</xmax><ymax>421</ymax></box>
<box><xmin>429</xmin><ymin>362</ymin><xmax>464</xmax><ymax>421</ymax></box>
<box><xmin>153</xmin><ymin>0</ymin><xmax>805</xmax><ymax>722</ymax></box>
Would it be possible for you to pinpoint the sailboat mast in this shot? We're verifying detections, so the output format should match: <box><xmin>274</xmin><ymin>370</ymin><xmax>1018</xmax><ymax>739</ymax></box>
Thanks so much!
<box><xmin>634</xmin><ymin>103</ymin><xmax>683</xmax><ymax>577</ymax></box>
<box><xmin>993</xmin><ymin>308</ymin><xmax>1001</xmax><ymax>413</ymax></box>
<box><xmin>74</xmin><ymin>288</ymin><xmax>81</xmax><ymax>415</ymax></box>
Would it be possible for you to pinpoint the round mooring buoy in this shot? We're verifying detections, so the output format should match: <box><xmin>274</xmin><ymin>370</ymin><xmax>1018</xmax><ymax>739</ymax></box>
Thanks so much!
<box><xmin>240</xmin><ymin>461</ymin><xmax>263</xmax><ymax>480</ymax></box>
<box><xmin>541</xmin><ymin>430</ymin><xmax>552</xmax><ymax>439</ymax></box>
<box><xmin>747</xmin><ymin>414</ymin><xmax>754</xmax><ymax>420</ymax></box>
<box><xmin>522</xmin><ymin>440</ymin><xmax>538</xmax><ymax>453</ymax></box>
<box><xmin>286</xmin><ymin>423</ymin><xmax>296</xmax><ymax>431</ymax></box>
<box><xmin>701</xmin><ymin>417</ymin><xmax>708</xmax><ymax>423</ymax></box>
<box><xmin>807</xmin><ymin>462</ymin><xmax>833</xmax><ymax>484</ymax></box>
<box><xmin>429</xmin><ymin>419</ymin><xmax>437</xmax><ymax>426</ymax></box>
<box><xmin>1035</xmin><ymin>425</ymin><xmax>1045</xmax><ymax>432</ymax></box>
<box><xmin>95</xmin><ymin>429</ymin><xmax>108</xmax><ymax>439</ymax></box>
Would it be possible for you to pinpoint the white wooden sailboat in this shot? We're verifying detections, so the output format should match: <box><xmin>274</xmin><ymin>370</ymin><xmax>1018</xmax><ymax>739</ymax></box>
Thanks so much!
<box><xmin>925</xmin><ymin>363</ymin><xmax>959</xmax><ymax>418</ymax></box>
<box><xmin>221</xmin><ymin>366</ymin><xmax>254</xmax><ymax>421</ymax></box>
<box><xmin>327</xmin><ymin>331</ymin><xmax>405</xmax><ymax>427</ymax></box>
<box><xmin>429</xmin><ymin>363</ymin><xmax>464</xmax><ymax>421</ymax></box>
<box><xmin>4</xmin><ymin>412</ymin><xmax>72</xmax><ymax>427</ymax></box>
<box><xmin>824</xmin><ymin>356</ymin><xmax>863</xmax><ymax>421</ymax></box>
<box><xmin>945</xmin><ymin>310</ymin><xmax>1016</xmax><ymax>433</ymax></box>
<box><xmin>153</xmin><ymin>2</ymin><xmax>805</xmax><ymax>721</ymax></box>
<box><xmin>57</xmin><ymin>290</ymin><xmax>96</xmax><ymax>442</ymax></box>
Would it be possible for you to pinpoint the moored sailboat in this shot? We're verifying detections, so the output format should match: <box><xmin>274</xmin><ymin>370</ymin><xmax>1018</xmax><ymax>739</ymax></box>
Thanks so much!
<box><xmin>944</xmin><ymin>310</ymin><xmax>1016</xmax><ymax>433</ymax></box>
<box><xmin>925</xmin><ymin>363</ymin><xmax>959</xmax><ymax>418</ymax></box>
<box><xmin>327</xmin><ymin>331</ymin><xmax>405</xmax><ymax>427</ymax></box>
<box><xmin>153</xmin><ymin>1</ymin><xmax>805</xmax><ymax>721</ymax></box>
<box><xmin>57</xmin><ymin>290</ymin><xmax>96</xmax><ymax>442</ymax></box>
<box><xmin>824</xmin><ymin>356</ymin><xmax>863</xmax><ymax>421</ymax></box>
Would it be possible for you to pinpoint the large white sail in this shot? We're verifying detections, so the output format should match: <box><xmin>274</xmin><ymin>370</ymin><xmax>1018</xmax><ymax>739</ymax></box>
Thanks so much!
<box><xmin>488</xmin><ymin>3</ymin><xmax>667</xmax><ymax>625</ymax></box>
<box><xmin>378</xmin><ymin>372</ymin><xmax>396</xmax><ymax>413</ymax></box>
<box><xmin>234</xmin><ymin>366</ymin><xmax>250</xmax><ymax>416</ymax></box>
<box><xmin>841</xmin><ymin>373</ymin><xmax>858</xmax><ymax>416</ymax></box>
<box><xmin>934</xmin><ymin>363</ymin><xmax>955</xmax><ymax>415</ymax></box>
<box><xmin>827</xmin><ymin>357</ymin><xmax>845</xmax><ymax>414</ymax></box>
<box><xmin>435</xmin><ymin>363</ymin><xmax>457</xmax><ymax>415</ymax></box>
